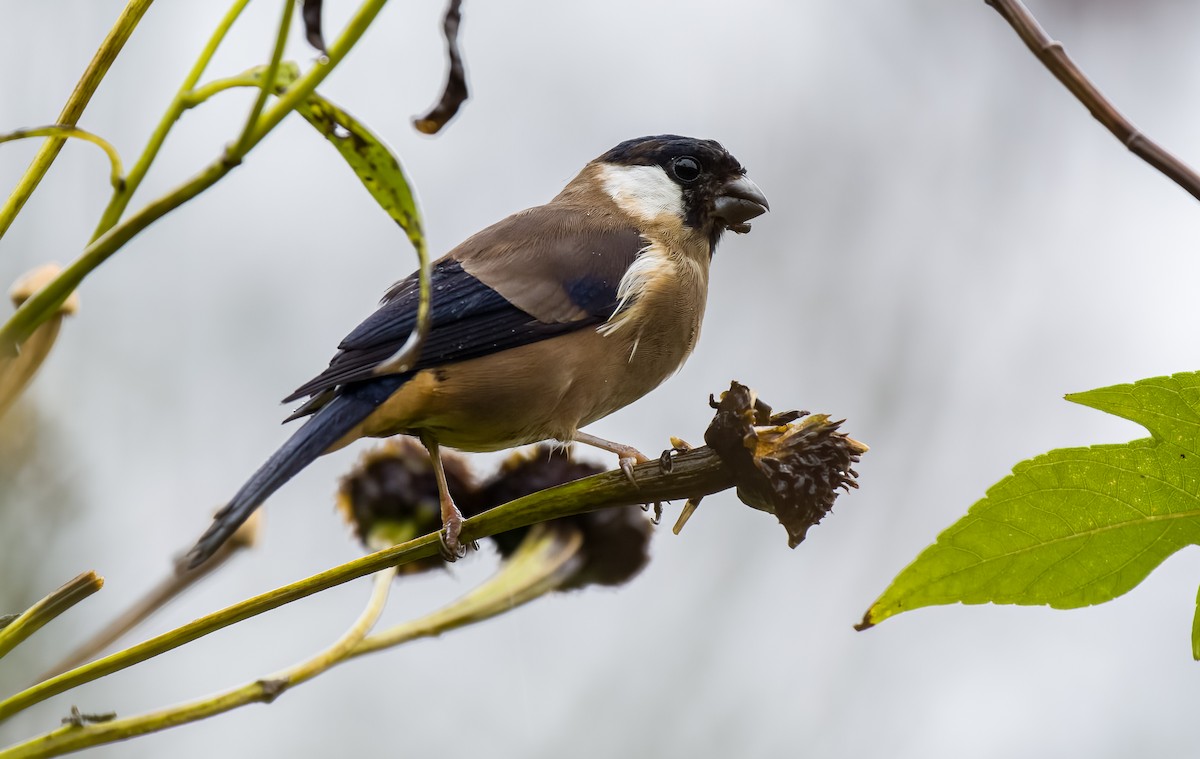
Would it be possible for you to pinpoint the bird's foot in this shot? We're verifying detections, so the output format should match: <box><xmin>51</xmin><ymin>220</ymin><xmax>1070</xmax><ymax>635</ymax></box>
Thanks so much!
<box><xmin>617</xmin><ymin>451</ymin><xmax>649</xmax><ymax>486</ymax></box>
<box><xmin>438</xmin><ymin>516</ymin><xmax>469</xmax><ymax>562</ymax></box>
<box><xmin>571</xmin><ymin>431</ymin><xmax>649</xmax><ymax>486</ymax></box>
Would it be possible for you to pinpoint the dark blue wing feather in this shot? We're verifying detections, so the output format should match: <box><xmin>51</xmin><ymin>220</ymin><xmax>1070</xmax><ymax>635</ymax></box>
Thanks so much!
<box><xmin>283</xmin><ymin>260</ymin><xmax>611</xmax><ymax>406</ymax></box>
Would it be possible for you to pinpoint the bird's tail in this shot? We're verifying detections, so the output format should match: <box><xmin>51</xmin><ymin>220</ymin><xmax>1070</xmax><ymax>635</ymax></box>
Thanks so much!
<box><xmin>184</xmin><ymin>388</ymin><xmax>388</xmax><ymax>569</ymax></box>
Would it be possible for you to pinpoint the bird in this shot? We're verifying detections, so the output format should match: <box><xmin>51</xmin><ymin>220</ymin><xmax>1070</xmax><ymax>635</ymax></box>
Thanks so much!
<box><xmin>185</xmin><ymin>134</ymin><xmax>768</xmax><ymax>569</ymax></box>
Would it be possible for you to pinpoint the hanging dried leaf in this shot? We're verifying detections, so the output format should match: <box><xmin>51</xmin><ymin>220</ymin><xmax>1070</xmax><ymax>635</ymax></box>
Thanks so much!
<box><xmin>0</xmin><ymin>265</ymin><xmax>79</xmax><ymax>420</ymax></box>
<box><xmin>301</xmin><ymin>0</ymin><xmax>326</xmax><ymax>52</ymax></box>
<box><xmin>412</xmin><ymin>0</ymin><xmax>468</xmax><ymax>134</ymax></box>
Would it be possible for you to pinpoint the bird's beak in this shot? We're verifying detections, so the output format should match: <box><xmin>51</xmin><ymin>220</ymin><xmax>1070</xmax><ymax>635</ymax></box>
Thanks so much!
<box><xmin>714</xmin><ymin>175</ymin><xmax>769</xmax><ymax>234</ymax></box>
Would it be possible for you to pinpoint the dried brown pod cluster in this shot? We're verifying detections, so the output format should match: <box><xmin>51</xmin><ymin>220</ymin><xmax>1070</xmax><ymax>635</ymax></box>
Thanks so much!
<box><xmin>336</xmin><ymin>437</ymin><xmax>474</xmax><ymax>571</ymax></box>
<box><xmin>474</xmin><ymin>446</ymin><xmax>652</xmax><ymax>589</ymax></box>
<box><xmin>704</xmin><ymin>382</ymin><xmax>867</xmax><ymax>548</ymax></box>
<box><xmin>337</xmin><ymin>441</ymin><xmax>651</xmax><ymax>589</ymax></box>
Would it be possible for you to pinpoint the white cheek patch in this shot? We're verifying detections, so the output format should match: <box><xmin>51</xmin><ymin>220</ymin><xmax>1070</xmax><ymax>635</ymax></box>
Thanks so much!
<box><xmin>597</xmin><ymin>163</ymin><xmax>685</xmax><ymax>223</ymax></box>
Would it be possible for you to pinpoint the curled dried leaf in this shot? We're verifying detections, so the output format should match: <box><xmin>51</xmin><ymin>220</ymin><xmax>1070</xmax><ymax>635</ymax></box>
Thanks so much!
<box><xmin>1</xmin><ymin>265</ymin><xmax>80</xmax><ymax>419</ymax></box>
<box><xmin>9</xmin><ymin>264</ymin><xmax>79</xmax><ymax>314</ymax></box>
<box><xmin>704</xmin><ymin>382</ymin><xmax>867</xmax><ymax>548</ymax></box>
<box><xmin>412</xmin><ymin>0</ymin><xmax>468</xmax><ymax>134</ymax></box>
<box><xmin>301</xmin><ymin>0</ymin><xmax>326</xmax><ymax>52</ymax></box>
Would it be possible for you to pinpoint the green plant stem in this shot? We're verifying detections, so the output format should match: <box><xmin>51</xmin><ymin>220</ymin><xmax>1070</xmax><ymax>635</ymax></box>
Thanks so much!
<box><xmin>239</xmin><ymin>0</ymin><xmax>389</xmax><ymax>155</ymax></box>
<box><xmin>0</xmin><ymin>128</ymin><xmax>124</xmax><ymax>191</ymax></box>
<box><xmin>0</xmin><ymin>446</ymin><xmax>732</xmax><ymax>722</ymax></box>
<box><xmin>350</xmin><ymin>523</ymin><xmax>584</xmax><ymax>658</ymax></box>
<box><xmin>180</xmin><ymin>75</ymin><xmax>266</xmax><ymax>109</ymax></box>
<box><xmin>1</xmin><ymin>159</ymin><xmax>231</xmax><ymax>351</ymax></box>
<box><xmin>0</xmin><ymin>573</ymin><xmax>104</xmax><ymax>661</ymax></box>
<box><xmin>0</xmin><ymin>568</ymin><xmax>397</xmax><ymax>759</ymax></box>
<box><xmin>229</xmin><ymin>0</ymin><xmax>295</xmax><ymax>159</ymax></box>
<box><xmin>0</xmin><ymin>0</ymin><xmax>154</xmax><ymax>241</ymax></box>
<box><xmin>0</xmin><ymin>0</ymin><xmax>390</xmax><ymax>353</ymax></box>
<box><xmin>41</xmin><ymin>512</ymin><xmax>263</xmax><ymax>681</ymax></box>
<box><xmin>89</xmin><ymin>0</ymin><xmax>252</xmax><ymax>241</ymax></box>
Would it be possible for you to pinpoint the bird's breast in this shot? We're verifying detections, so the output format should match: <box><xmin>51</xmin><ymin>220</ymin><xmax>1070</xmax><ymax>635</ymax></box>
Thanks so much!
<box><xmin>598</xmin><ymin>237</ymin><xmax>708</xmax><ymax>362</ymax></box>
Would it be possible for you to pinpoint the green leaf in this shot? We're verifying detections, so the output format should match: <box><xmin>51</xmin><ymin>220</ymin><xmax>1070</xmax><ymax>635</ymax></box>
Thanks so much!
<box><xmin>292</xmin><ymin>93</ymin><xmax>424</xmax><ymax>248</ymax></box>
<box><xmin>179</xmin><ymin>63</ymin><xmax>431</xmax><ymax>372</ymax></box>
<box><xmin>859</xmin><ymin>371</ymin><xmax>1200</xmax><ymax>656</ymax></box>
<box><xmin>292</xmin><ymin>90</ymin><xmax>431</xmax><ymax>374</ymax></box>
<box><xmin>186</xmin><ymin>62</ymin><xmax>424</xmax><ymax>247</ymax></box>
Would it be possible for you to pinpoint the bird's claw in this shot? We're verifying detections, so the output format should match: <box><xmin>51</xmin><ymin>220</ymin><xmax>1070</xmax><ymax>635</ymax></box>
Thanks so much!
<box><xmin>438</xmin><ymin>517</ymin><xmax>469</xmax><ymax>562</ymax></box>
<box><xmin>659</xmin><ymin>438</ymin><xmax>693</xmax><ymax>473</ymax></box>
<box><xmin>618</xmin><ymin>446</ymin><xmax>652</xmax><ymax>486</ymax></box>
<box><xmin>571</xmin><ymin>432</ymin><xmax>649</xmax><ymax>485</ymax></box>
<box><xmin>619</xmin><ymin>456</ymin><xmax>640</xmax><ymax>485</ymax></box>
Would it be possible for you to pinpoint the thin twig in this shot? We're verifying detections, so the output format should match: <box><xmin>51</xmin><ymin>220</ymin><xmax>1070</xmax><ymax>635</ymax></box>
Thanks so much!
<box><xmin>240</xmin><ymin>0</ymin><xmax>390</xmax><ymax>153</ymax></box>
<box><xmin>0</xmin><ymin>127</ymin><xmax>124</xmax><ymax>191</ymax></box>
<box><xmin>349</xmin><ymin>523</ymin><xmax>583</xmax><ymax>658</ymax></box>
<box><xmin>89</xmin><ymin>0</ymin><xmax>253</xmax><ymax>242</ymax></box>
<box><xmin>0</xmin><ymin>0</ymin><xmax>390</xmax><ymax>353</ymax></box>
<box><xmin>985</xmin><ymin>0</ymin><xmax>1200</xmax><ymax>202</ymax></box>
<box><xmin>180</xmin><ymin>75</ymin><xmax>266</xmax><ymax>109</ymax></box>
<box><xmin>0</xmin><ymin>573</ymin><xmax>104</xmax><ymax>661</ymax></box>
<box><xmin>0</xmin><ymin>447</ymin><xmax>732</xmax><ymax>722</ymax></box>
<box><xmin>0</xmin><ymin>0</ymin><xmax>154</xmax><ymax>241</ymax></box>
<box><xmin>40</xmin><ymin>513</ymin><xmax>261</xmax><ymax>681</ymax></box>
<box><xmin>229</xmin><ymin>0</ymin><xmax>295</xmax><ymax>159</ymax></box>
<box><xmin>0</xmin><ymin>567</ymin><xmax>397</xmax><ymax>759</ymax></box>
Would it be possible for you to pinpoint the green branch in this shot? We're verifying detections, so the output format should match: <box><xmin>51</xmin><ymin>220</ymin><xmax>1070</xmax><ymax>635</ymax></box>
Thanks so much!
<box><xmin>0</xmin><ymin>0</ymin><xmax>153</xmax><ymax>241</ymax></box>
<box><xmin>0</xmin><ymin>0</ymin><xmax>390</xmax><ymax>353</ymax></box>
<box><xmin>229</xmin><ymin>0</ymin><xmax>295</xmax><ymax>159</ymax></box>
<box><xmin>0</xmin><ymin>567</ymin><xmax>397</xmax><ymax>759</ymax></box>
<box><xmin>0</xmin><ymin>158</ymin><xmax>232</xmax><ymax>351</ymax></box>
<box><xmin>350</xmin><ymin>523</ymin><xmax>584</xmax><ymax>658</ymax></box>
<box><xmin>1</xmin><ymin>527</ymin><xmax>586</xmax><ymax>757</ymax></box>
<box><xmin>0</xmin><ymin>447</ymin><xmax>732</xmax><ymax>722</ymax></box>
<box><xmin>89</xmin><ymin>0</ymin><xmax>253</xmax><ymax>241</ymax></box>
<box><xmin>180</xmin><ymin>75</ymin><xmax>265</xmax><ymax>109</ymax></box>
<box><xmin>0</xmin><ymin>573</ymin><xmax>104</xmax><ymax>661</ymax></box>
<box><xmin>0</xmin><ymin>127</ymin><xmax>124</xmax><ymax>191</ymax></box>
<box><xmin>239</xmin><ymin>0</ymin><xmax>389</xmax><ymax>155</ymax></box>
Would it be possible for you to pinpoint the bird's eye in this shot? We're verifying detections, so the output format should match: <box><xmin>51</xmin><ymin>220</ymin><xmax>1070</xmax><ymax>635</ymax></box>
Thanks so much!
<box><xmin>672</xmin><ymin>156</ymin><xmax>702</xmax><ymax>183</ymax></box>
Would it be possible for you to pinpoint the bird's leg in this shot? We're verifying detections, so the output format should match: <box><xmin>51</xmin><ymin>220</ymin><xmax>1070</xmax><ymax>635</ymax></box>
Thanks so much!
<box><xmin>419</xmin><ymin>431</ymin><xmax>470</xmax><ymax>561</ymax></box>
<box><xmin>572</xmin><ymin>431</ymin><xmax>649</xmax><ymax>485</ymax></box>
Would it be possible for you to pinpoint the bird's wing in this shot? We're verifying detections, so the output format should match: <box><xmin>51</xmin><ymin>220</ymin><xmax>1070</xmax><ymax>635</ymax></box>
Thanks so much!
<box><xmin>282</xmin><ymin>207</ymin><xmax>644</xmax><ymax>406</ymax></box>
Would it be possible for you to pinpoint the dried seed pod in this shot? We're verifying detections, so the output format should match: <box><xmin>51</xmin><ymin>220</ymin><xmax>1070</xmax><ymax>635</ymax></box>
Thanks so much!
<box><xmin>475</xmin><ymin>445</ymin><xmax>652</xmax><ymax>589</ymax></box>
<box><xmin>0</xmin><ymin>265</ymin><xmax>80</xmax><ymax>420</ymax></box>
<box><xmin>336</xmin><ymin>438</ymin><xmax>474</xmax><ymax>570</ymax></box>
<box><xmin>705</xmin><ymin>381</ymin><xmax>867</xmax><ymax>548</ymax></box>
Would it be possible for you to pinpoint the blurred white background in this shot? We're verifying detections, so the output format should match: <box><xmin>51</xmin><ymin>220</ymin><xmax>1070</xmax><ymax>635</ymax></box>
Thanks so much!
<box><xmin>3</xmin><ymin>0</ymin><xmax>1200</xmax><ymax>756</ymax></box>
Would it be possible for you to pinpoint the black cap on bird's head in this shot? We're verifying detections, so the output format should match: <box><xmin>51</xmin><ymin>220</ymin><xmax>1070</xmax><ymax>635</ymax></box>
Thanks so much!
<box><xmin>595</xmin><ymin>134</ymin><xmax>769</xmax><ymax>237</ymax></box>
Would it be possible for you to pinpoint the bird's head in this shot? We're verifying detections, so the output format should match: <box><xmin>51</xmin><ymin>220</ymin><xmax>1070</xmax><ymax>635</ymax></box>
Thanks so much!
<box><xmin>588</xmin><ymin>134</ymin><xmax>769</xmax><ymax>245</ymax></box>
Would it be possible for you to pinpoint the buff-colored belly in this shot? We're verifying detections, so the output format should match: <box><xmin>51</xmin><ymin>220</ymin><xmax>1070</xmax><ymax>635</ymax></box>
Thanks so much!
<box><xmin>346</xmin><ymin>325</ymin><xmax>691</xmax><ymax>452</ymax></box>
